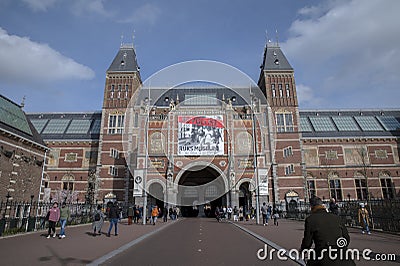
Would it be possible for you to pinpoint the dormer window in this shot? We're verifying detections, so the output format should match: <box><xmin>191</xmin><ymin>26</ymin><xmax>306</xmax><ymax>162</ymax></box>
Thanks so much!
<box><xmin>274</xmin><ymin>59</ymin><xmax>279</xmax><ymax>65</ymax></box>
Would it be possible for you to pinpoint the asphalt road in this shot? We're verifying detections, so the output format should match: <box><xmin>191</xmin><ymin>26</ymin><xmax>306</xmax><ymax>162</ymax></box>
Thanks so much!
<box><xmin>102</xmin><ymin>218</ymin><xmax>297</xmax><ymax>266</ymax></box>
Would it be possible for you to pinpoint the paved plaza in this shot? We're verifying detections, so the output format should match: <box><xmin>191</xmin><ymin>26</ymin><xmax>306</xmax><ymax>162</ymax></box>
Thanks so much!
<box><xmin>0</xmin><ymin>218</ymin><xmax>399</xmax><ymax>265</ymax></box>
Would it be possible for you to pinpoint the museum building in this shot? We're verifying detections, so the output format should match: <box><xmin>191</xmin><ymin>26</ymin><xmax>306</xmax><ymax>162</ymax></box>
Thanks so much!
<box><xmin>25</xmin><ymin>42</ymin><xmax>400</xmax><ymax>211</ymax></box>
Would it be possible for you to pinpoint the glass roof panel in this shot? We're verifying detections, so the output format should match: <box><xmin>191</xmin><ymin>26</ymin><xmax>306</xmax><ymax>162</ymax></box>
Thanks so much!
<box><xmin>309</xmin><ymin>117</ymin><xmax>337</xmax><ymax>132</ymax></box>
<box><xmin>42</xmin><ymin>119</ymin><xmax>70</xmax><ymax>134</ymax></box>
<box><xmin>90</xmin><ymin>119</ymin><xmax>101</xmax><ymax>134</ymax></box>
<box><xmin>332</xmin><ymin>116</ymin><xmax>360</xmax><ymax>131</ymax></box>
<box><xmin>30</xmin><ymin>119</ymin><xmax>48</xmax><ymax>134</ymax></box>
<box><xmin>376</xmin><ymin>116</ymin><xmax>400</xmax><ymax>131</ymax></box>
<box><xmin>354</xmin><ymin>116</ymin><xmax>384</xmax><ymax>131</ymax></box>
<box><xmin>300</xmin><ymin>117</ymin><xmax>313</xmax><ymax>132</ymax></box>
<box><xmin>66</xmin><ymin>119</ymin><xmax>91</xmax><ymax>134</ymax></box>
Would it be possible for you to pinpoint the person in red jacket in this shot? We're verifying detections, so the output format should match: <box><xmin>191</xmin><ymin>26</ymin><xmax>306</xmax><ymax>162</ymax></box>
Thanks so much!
<box><xmin>47</xmin><ymin>202</ymin><xmax>60</xmax><ymax>238</ymax></box>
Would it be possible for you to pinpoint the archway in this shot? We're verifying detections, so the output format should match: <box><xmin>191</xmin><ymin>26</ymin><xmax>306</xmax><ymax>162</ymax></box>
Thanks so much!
<box><xmin>239</xmin><ymin>182</ymin><xmax>252</xmax><ymax>216</ymax></box>
<box><xmin>176</xmin><ymin>164</ymin><xmax>228</xmax><ymax>217</ymax></box>
<box><xmin>148</xmin><ymin>182</ymin><xmax>165</xmax><ymax>217</ymax></box>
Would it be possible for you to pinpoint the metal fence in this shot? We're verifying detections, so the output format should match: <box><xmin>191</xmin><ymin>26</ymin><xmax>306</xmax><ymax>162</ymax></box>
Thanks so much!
<box><xmin>276</xmin><ymin>199</ymin><xmax>400</xmax><ymax>233</ymax></box>
<box><xmin>0</xmin><ymin>201</ymin><xmax>111</xmax><ymax>237</ymax></box>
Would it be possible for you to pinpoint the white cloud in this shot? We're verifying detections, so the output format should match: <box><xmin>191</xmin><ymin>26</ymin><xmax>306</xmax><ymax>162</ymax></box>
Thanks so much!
<box><xmin>296</xmin><ymin>84</ymin><xmax>321</xmax><ymax>107</ymax></box>
<box><xmin>119</xmin><ymin>3</ymin><xmax>161</xmax><ymax>25</ymax></box>
<box><xmin>0</xmin><ymin>27</ymin><xmax>95</xmax><ymax>85</ymax></box>
<box><xmin>21</xmin><ymin>0</ymin><xmax>58</xmax><ymax>12</ymax></box>
<box><xmin>282</xmin><ymin>0</ymin><xmax>400</xmax><ymax>108</ymax></box>
<box><xmin>71</xmin><ymin>0</ymin><xmax>113</xmax><ymax>17</ymax></box>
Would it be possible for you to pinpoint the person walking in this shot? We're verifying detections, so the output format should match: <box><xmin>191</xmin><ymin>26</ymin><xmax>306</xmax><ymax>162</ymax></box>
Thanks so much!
<box><xmin>261</xmin><ymin>202</ymin><xmax>268</xmax><ymax>226</ymax></box>
<box><xmin>329</xmin><ymin>198</ymin><xmax>339</xmax><ymax>215</ymax></box>
<box><xmin>233</xmin><ymin>206</ymin><xmax>239</xmax><ymax>222</ymax></box>
<box><xmin>300</xmin><ymin>196</ymin><xmax>355</xmax><ymax>265</ymax></box>
<box><xmin>92</xmin><ymin>205</ymin><xmax>105</xmax><ymax>236</ymax></box>
<box><xmin>127</xmin><ymin>205</ymin><xmax>134</xmax><ymax>225</ymax></box>
<box><xmin>239</xmin><ymin>206</ymin><xmax>244</xmax><ymax>221</ymax></box>
<box><xmin>107</xmin><ymin>202</ymin><xmax>120</xmax><ymax>237</ymax></box>
<box><xmin>58</xmin><ymin>202</ymin><xmax>70</xmax><ymax>239</ymax></box>
<box><xmin>163</xmin><ymin>206</ymin><xmax>168</xmax><ymax>222</ymax></box>
<box><xmin>47</xmin><ymin>202</ymin><xmax>60</xmax><ymax>239</ymax></box>
<box><xmin>227</xmin><ymin>206</ymin><xmax>232</xmax><ymax>220</ymax></box>
<box><xmin>151</xmin><ymin>205</ymin><xmax>159</xmax><ymax>225</ymax></box>
<box><xmin>358</xmin><ymin>203</ymin><xmax>371</xmax><ymax>235</ymax></box>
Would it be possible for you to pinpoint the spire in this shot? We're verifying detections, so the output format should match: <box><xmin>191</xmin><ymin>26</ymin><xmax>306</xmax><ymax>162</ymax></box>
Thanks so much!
<box><xmin>20</xmin><ymin>95</ymin><xmax>26</xmax><ymax>109</ymax></box>
<box><xmin>259</xmin><ymin>30</ymin><xmax>292</xmax><ymax>71</ymax></box>
<box><xmin>108</xmin><ymin>35</ymin><xmax>139</xmax><ymax>73</ymax></box>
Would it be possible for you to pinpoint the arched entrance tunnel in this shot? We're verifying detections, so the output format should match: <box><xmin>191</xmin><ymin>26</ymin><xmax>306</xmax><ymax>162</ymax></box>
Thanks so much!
<box><xmin>177</xmin><ymin>165</ymin><xmax>227</xmax><ymax>217</ymax></box>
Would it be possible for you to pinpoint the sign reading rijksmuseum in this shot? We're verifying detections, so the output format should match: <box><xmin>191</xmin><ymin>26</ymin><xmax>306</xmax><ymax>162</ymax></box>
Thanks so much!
<box><xmin>178</xmin><ymin>115</ymin><xmax>224</xmax><ymax>156</ymax></box>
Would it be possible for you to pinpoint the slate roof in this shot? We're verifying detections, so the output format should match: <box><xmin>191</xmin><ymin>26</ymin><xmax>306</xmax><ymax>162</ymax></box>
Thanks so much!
<box><xmin>0</xmin><ymin>94</ymin><xmax>46</xmax><ymax>148</ymax></box>
<box><xmin>107</xmin><ymin>44</ymin><xmax>139</xmax><ymax>73</ymax></box>
<box><xmin>27</xmin><ymin>112</ymin><xmax>102</xmax><ymax>141</ymax></box>
<box><xmin>262</xmin><ymin>44</ymin><xmax>293</xmax><ymax>71</ymax></box>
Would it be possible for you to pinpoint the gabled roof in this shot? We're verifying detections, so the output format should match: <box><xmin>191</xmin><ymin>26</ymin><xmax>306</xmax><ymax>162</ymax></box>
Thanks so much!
<box><xmin>299</xmin><ymin>110</ymin><xmax>400</xmax><ymax>138</ymax></box>
<box><xmin>0</xmin><ymin>94</ymin><xmax>46</xmax><ymax>148</ymax></box>
<box><xmin>27</xmin><ymin>112</ymin><xmax>102</xmax><ymax>141</ymax></box>
<box><xmin>261</xmin><ymin>44</ymin><xmax>293</xmax><ymax>71</ymax></box>
<box><xmin>107</xmin><ymin>44</ymin><xmax>139</xmax><ymax>73</ymax></box>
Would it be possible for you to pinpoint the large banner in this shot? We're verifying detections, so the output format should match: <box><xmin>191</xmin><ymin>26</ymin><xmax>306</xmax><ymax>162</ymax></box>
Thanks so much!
<box><xmin>178</xmin><ymin>115</ymin><xmax>224</xmax><ymax>155</ymax></box>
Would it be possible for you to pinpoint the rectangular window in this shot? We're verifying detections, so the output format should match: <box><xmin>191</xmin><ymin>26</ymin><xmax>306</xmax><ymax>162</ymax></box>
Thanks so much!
<box><xmin>110</xmin><ymin>85</ymin><xmax>115</xmax><ymax>98</ymax></box>
<box><xmin>108</xmin><ymin>114</ymin><xmax>125</xmax><ymax>134</ymax></box>
<box><xmin>276</xmin><ymin>113</ymin><xmax>294</xmax><ymax>132</ymax></box>
<box><xmin>355</xmin><ymin>179</ymin><xmax>368</xmax><ymax>200</ymax></box>
<box><xmin>329</xmin><ymin>179</ymin><xmax>342</xmax><ymax>201</ymax></box>
<box><xmin>271</xmin><ymin>84</ymin><xmax>276</xmax><ymax>97</ymax></box>
<box><xmin>109</xmin><ymin>166</ymin><xmax>118</xmax><ymax>177</ymax></box>
<box><xmin>63</xmin><ymin>181</ymin><xmax>74</xmax><ymax>191</ymax></box>
<box><xmin>307</xmin><ymin>180</ymin><xmax>316</xmax><ymax>199</ymax></box>
<box><xmin>285</xmin><ymin>113</ymin><xmax>294</xmax><ymax>132</ymax></box>
<box><xmin>283</xmin><ymin>146</ymin><xmax>293</xmax><ymax>158</ymax></box>
<box><xmin>125</xmin><ymin>85</ymin><xmax>129</xmax><ymax>98</ymax></box>
<box><xmin>285</xmin><ymin>164</ymin><xmax>294</xmax><ymax>175</ymax></box>
<box><xmin>285</xmin><ymin>84</ymin><xmax>290</xmax><ymax>97</ymax></box>
<box><xmin>380</xmin><ymin>178</ymin><xmax>394</xmax><ymax>199</ymax></box>
<box><xmin>110</xmin><ymin>148</ymin><xmax>119</xmax><ymax>159</ymax></box>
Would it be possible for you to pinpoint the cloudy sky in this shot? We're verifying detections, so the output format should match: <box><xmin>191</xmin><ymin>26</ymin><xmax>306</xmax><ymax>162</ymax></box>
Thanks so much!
<box><xmin>0</xmin><ymin>0</ymin><xmax>399</xmax><ymax>112</ymax></box>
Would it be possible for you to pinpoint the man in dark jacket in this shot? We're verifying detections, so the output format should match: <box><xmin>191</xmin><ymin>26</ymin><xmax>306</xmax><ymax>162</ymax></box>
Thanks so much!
<box><xmin>107</xmin><ymin>202</ymin><xmax>120</xmax><ymax>237</ymax></box>
<box><xmin>300</xmin><ymin>197</ymin><xmax>355</xmax><ymax>266</ymax></box>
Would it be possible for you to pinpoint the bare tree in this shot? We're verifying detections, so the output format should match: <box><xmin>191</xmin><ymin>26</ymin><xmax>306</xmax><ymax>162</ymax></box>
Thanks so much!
<box><xmin>352</xmin><ymin>145</ymin><xmax>374</xmax><ymax>228</ymax></box>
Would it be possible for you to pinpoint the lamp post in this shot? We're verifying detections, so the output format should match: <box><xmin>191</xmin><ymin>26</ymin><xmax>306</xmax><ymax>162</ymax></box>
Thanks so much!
<box><xmin>3</xmin><ymin>192</ymin><xmax>11</xmax><ymax>218</ymax></box>
<box><xmin>26</xmin><ymin>195</ymin><xmax>34</xmax><ymax>232</ymax></box>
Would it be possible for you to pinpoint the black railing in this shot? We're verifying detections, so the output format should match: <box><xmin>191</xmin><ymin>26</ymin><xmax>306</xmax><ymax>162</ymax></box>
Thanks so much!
<box><xmin>275</xmin><ymin>199</ymin><xmax>400</xmax><ymax>233</ymax></box>
<box><xmin>0</xmin><ymin>201</ymin><xmax>110</xmax><ymax>237</ymax></box>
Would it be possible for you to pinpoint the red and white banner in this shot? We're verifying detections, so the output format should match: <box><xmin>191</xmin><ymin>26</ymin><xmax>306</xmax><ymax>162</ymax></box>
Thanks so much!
<box><xmin>178</xmin><ymin>115</ymin><xmax>224</xmax><ymax>155</ymax></box>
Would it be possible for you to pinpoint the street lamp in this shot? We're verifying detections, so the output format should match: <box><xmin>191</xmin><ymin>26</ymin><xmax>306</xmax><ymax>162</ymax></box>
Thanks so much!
<box><xmin>3</xmin><ymin>192</ymin><xmax>11</xmax><ymax>218</ymax></box>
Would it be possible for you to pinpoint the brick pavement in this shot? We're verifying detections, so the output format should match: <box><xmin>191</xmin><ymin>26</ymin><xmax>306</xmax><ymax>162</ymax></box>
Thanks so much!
<box><xmin>1</xmin><ymin>218</ymin><xmax>399</xmax><ymax>266</ymax></box>
<box><xmin>0</xmin><ymin>219</ymin><xmax>176</xmax><ymax>266</ymax></box>
<box><xmin>232</xmin><ymin>218</ymin><xmax>400</xmax><ymax>265</ymax></box>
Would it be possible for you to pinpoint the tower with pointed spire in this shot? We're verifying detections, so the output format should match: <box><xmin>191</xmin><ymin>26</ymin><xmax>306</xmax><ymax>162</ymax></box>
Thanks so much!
<box><xmin>258</xmin><ymin>41</ymin><xmax>305</xmax><ymax>204</ymax></box>
<box><xmin>96</xmin><ymin>43</ymin><xmax>142</xmax><ymax>202</ymax></box>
